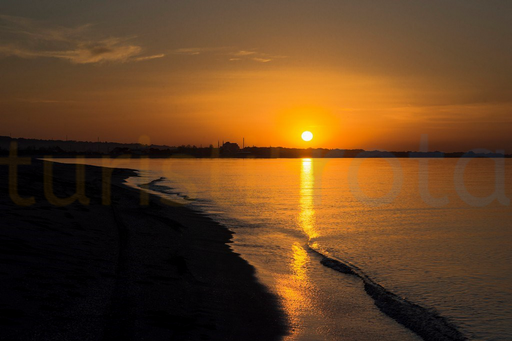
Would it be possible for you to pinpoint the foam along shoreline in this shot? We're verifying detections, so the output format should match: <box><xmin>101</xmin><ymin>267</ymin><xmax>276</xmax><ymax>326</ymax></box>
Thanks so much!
<box><xmin>138</xmin><ymin>176</ymin><xmax>196</xmax><ymax>202</ymax></box>
<box><xmin>311</xmin><ymin>248</ymin><xmax>468</xmax><ymax>341</ymax></box>
<box><xmin>0</xmin><ymin>159</ymin><xmax>287</xmax><ymax>340</ymax></box>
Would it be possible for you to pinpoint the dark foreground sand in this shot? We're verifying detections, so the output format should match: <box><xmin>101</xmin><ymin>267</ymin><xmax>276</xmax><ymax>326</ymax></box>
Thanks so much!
<box><xmin>0</xmin><ymin>159</ymin><xmax>286</xmax><ymax>340</ymax></box>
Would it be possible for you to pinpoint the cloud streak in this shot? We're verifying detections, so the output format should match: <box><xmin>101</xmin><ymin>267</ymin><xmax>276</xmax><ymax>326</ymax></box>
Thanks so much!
<box><xmin>0</xmin><ymin>15</ymin><xmax>164</xmax><ymax>64</ymax></box>
<box><xmin>172</xmin><ymin>47</ymin><xmax>285</xmax><ymax>63</ymax></box>
<box><xmin>133</xmin><ymin>53</ymin><xmax>165</xmax><ymax>62</ymax></box>
<box><xmin>172</xmin><ymin>47</ymin><xmax>225</xmax><ymax>55</ymax></box>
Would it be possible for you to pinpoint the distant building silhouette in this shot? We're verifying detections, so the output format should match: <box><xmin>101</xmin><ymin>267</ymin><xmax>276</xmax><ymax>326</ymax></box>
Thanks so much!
<box><xmin>220</xmin><ymin>142</ymin><xmax>240</xmax><ymax>156</ymax></box>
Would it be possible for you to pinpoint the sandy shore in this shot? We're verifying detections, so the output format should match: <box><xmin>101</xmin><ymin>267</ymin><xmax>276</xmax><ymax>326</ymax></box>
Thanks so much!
<box><xmin>0</xmin><ymin>159</ymin><xmax>287</xmax><ymax>340</ymax></box>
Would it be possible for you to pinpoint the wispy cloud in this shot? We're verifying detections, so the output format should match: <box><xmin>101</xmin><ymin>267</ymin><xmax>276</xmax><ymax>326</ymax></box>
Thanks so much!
<box><xmin>229</xmin><ymin>49</ymin><xmax>286</xmax><ymax>63</ymax></box>
<box><xmin>0</xmin><ymin>15</ymin><xmax>164</xmax><ymax>64</ymax></box>
<box><xmin>173</xmin><ymin>47</ymin><xmax>222</xmax><ymax>55</ymax></box>
<box><xmin>133</xmin><ymin>53</ymin><xmax>165</xmax><ymax>62</ymax></box>
<box><xmin>233</xmin><ymin>50</ymin><xmax>257</xmax><ymax>57</ymax></box>
<box><xmin>252</xmin><ymin>57</ymin><xmax>272</xmax><ymax>63</ymax></box>
<box><xmin>172</xmin><ymin>46</ymin><xmax>285</xmax><ymax>63</ymax></box>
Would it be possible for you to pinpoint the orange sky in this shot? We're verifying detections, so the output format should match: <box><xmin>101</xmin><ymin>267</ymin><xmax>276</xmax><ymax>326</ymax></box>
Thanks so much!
<box><xmin>1</xmin><ymin>1</ymin><xmax>511</xmax><ymax>152</ymax></box>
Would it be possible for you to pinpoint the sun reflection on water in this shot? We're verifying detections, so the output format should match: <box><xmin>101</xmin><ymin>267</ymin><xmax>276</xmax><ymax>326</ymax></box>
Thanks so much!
<box><xmin>278</xmin><ymin>158</ymin><xmax>321</xmax><ymax>340</ymax></box>
<box><xmin>277</xmin><ymin>241</ymin><xmax>315</xmax><ymax>340</ymax></box>
<box><xmin>291</xmin><ymin>243</ymin><xmax>309</xmax><ymax>281</ymax></box>
<box><xmin>299</xmin><ymin>158</ymin><xmax>318</xmax><ymax>240</ymax></box>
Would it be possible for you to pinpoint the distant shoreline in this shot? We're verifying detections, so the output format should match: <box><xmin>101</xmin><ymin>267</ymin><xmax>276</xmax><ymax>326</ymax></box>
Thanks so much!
<box><xmin>1</xmin><ymin>136</ymin><xmax>510</xmax><ymax>158</ymax></box>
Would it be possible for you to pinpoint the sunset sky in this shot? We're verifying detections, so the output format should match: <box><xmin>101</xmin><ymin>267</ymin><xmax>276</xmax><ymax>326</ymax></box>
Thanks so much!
<box><xmin>1</xmin><ymin>1</ymin><xmax>511</xmax><ymax>152</ymax></box>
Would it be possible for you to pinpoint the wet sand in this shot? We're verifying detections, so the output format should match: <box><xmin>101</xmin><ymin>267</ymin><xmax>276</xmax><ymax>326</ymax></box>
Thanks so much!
<box><xmin>0</xmin><ymin>159</ymin><xmax>286</xmax><ymax>340</ymax></box>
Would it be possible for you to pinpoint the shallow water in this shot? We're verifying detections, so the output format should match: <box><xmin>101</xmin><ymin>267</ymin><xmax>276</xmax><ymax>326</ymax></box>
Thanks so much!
<box><xmin>53</xmin><ymin>158</ymin><xmax>512</xmax><ymax>340</ymax></box>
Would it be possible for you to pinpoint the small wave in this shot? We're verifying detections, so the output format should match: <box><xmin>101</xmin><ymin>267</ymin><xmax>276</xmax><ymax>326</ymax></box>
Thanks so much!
<box><xmin>138</xmin><ymin>177</ymin><xmax>196</xmax><ymax>201</ymax></box>
<box><xmin>308</xmin><ymin>245</ymin><xmax>468</xmax><ymax>341</ymax></box>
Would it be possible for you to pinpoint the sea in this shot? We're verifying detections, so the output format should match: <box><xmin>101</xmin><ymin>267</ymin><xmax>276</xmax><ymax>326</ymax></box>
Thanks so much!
<box><xmin>54</xmin><ymin>157</ymin><xmax>512</xmax><ymax>340</ymax></box>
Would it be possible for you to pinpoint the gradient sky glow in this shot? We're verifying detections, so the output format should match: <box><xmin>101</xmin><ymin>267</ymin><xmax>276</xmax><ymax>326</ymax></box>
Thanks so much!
<box><xmin>1</xmin><ymin>0</ymin><xmax>511</xmax><ymax>152</ymax></box>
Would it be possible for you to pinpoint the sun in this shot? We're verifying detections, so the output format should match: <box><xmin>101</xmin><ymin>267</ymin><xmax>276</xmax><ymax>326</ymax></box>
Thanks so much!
<box><xmin>301</xmin><ymin>131</ymin><xmax>313</xmax><ymax>142</ymax></box>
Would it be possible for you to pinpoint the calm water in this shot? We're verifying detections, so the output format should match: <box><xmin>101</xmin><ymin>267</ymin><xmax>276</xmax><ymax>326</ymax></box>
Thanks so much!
<box><xmin>55</xmin><ymin>158</ymin><xmax>512</xmax><ymax>340</ymax></box>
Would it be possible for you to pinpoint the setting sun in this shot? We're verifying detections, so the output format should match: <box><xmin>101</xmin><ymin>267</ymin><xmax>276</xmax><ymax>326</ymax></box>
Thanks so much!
<box><xmin>302</xmin><ymin>131</ymin><xmax>313</xmax><ymax>142</ymax></box>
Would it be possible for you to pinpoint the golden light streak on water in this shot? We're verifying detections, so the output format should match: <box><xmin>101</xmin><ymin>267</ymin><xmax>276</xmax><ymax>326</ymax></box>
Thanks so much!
<box><xmin>278</xmin><ymin>158</ymin><xmax>323</xmax><ymax>340</ymax></box>
<box><xmin>278</xmin><ymin>242</ymin><xmax>317</xmax><ymax>341</ymax></box>
<box><xmin>299</xmin><ymin>158</ymin><xmax>318</xmax><ymax>240</ymax></box>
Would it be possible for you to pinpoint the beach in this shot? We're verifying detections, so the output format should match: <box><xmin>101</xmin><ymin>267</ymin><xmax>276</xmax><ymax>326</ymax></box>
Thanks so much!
<box><xmin>0</xmin><ymin>159</ymin><xmax>286</xmax><ymax>340</ymax></box>
<box><xmin>2</xmin><ymin>157</ymin><xmax>508</xmax><ymax>340</ymax></box>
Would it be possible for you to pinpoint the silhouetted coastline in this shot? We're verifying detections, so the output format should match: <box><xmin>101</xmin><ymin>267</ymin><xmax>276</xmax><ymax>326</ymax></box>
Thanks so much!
<box><xmin>1</xmin><ymin>136</ymin><xmax>509</xmax><ymax>159</ymax></box>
